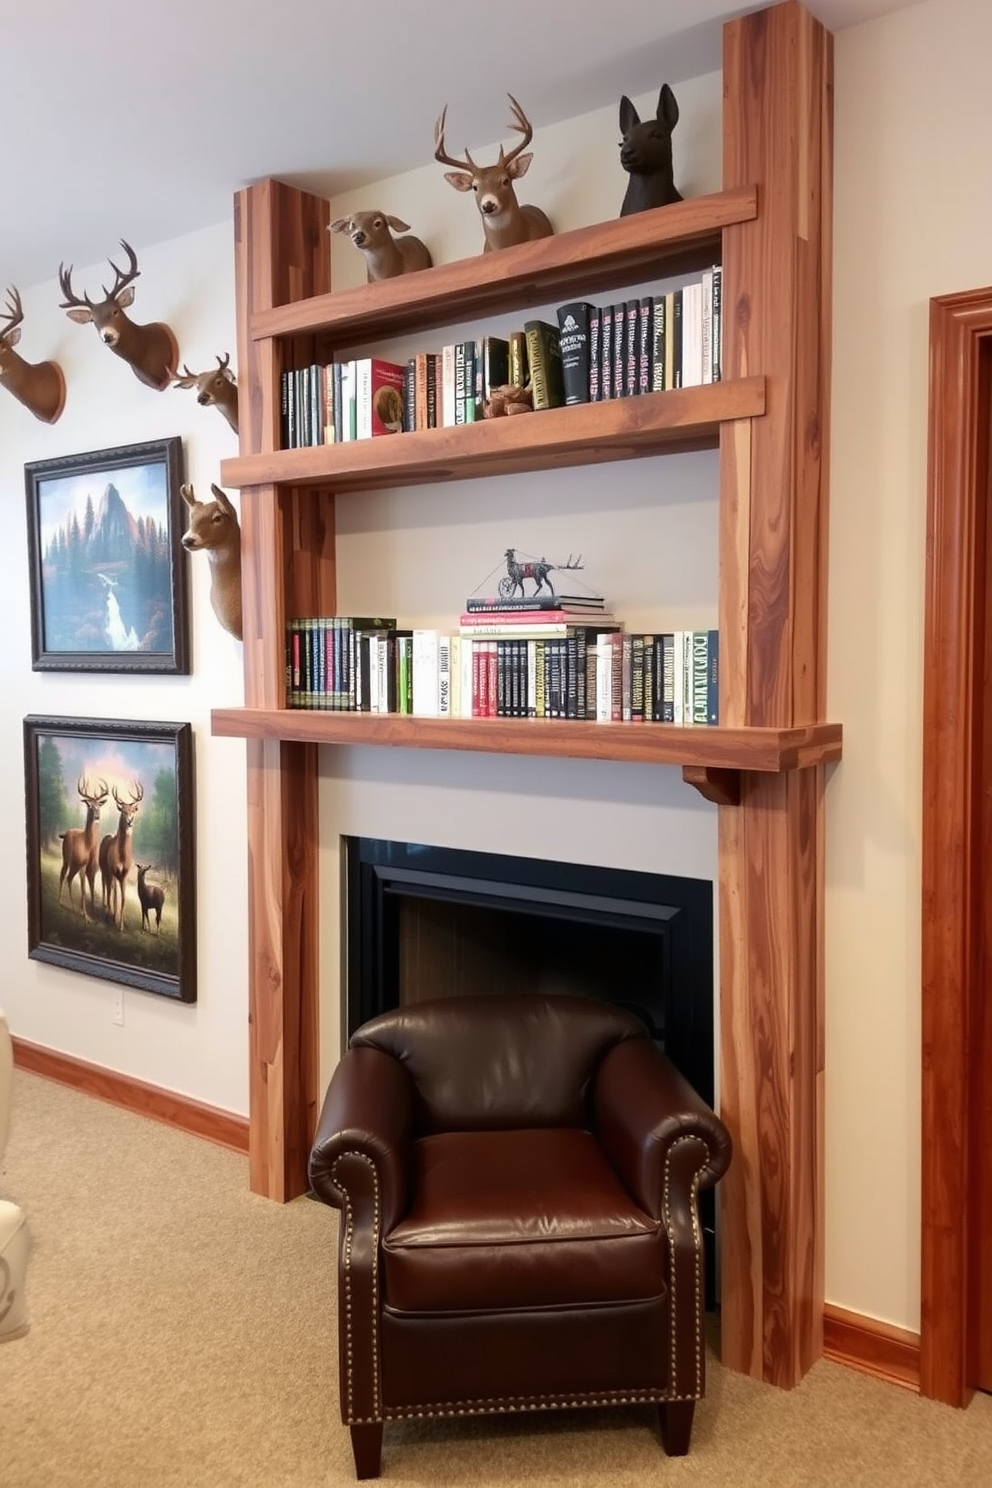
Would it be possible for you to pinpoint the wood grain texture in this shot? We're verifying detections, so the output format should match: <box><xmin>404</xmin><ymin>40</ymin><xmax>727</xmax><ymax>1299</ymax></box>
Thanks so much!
<box><xmin>718</xmin><ymin>0</ymin><xmax>832</xmax><ymax>1387</ymax></box>
<box><xmin>11</xmin><ymin>1038</ymin><xmax>249</xmax><ymax>1154</ymax></box>
<box><xmin>235</xmin><ymin>180</ymin><xmax>332</xmax><ymax>1200</ymax></box>
<box><xmin>211</xmin><ymin>709</ymin><xmax>841</xmax><ymax>772</ymax></box>
<box><xmin>920</xmin><ymin>285</ymin><xmax>992</xmax><ymax>1404</ymax></box>
<box><xmin>252</xmin><ymin>188</ymin><xmax>757</xmax><ymax>345</ymax></box>
<box><xmin>220</xmin><ymin>379</ymin><xmax>765</xmax><ymax>494</ymax></box>
<box><xmin>822</xmin><ymin>1305</ymin><xmax>920</xmax><ymax>1393</ymax></box>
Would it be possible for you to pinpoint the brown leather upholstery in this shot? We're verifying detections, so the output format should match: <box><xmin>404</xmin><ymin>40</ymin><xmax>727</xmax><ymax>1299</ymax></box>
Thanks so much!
<box><xmin>310</xmin><ymin>992</ymin><xmax>732</xmax><ymax>1480</ymax></box>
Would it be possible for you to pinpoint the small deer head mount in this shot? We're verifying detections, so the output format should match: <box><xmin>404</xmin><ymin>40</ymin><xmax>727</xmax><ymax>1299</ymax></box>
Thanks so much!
<box><xmin>0</xmin><ymin>286</ymin><xmax>66</xmax><ymax>423</ymax></box>
<box><xmin>173</xmin><ymin>353</ymin><xmax>239</xmax><ymax>433</ymax></box>
<box><xmin>58</xmin><ymin>239</ymin><xmax>179</xmax><ymax>391</ymax></box>
<box><xmin>329</xmin><ymin>211</ymin><xmax>433</xmax><ymax>282</ymax></box>
<box><xmin>618</xmin><ymin>85</ymin><xmax>683</xmax><ymax>216</ymax></box>
<box><xmin>434</xmin><ymin>94</ymin><xmax>553</xmax><ymax>253</ymax></box>
<box><xmin>180</xmin><ymin>481</ymin><xmax>242</xmax><ymax>641</ymax></box>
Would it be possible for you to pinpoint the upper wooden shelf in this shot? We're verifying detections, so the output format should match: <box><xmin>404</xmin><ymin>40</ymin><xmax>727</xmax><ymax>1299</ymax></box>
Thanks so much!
<box><xmin>221</xmin><ymin>377</ymin><xmax>764</xmax><ymax>493</ymax></box>
<box><xmin>252</xmin><ymin>187</ymin><xmax>758</xmax><ymax>348</ymax></box>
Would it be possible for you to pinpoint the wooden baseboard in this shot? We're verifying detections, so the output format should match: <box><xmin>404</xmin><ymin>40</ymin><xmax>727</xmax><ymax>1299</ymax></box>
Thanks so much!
<box><xmin>823</xmin><ymin>1303</ymin><xmax>921</xmax><ymax>1392</ymax></box>
<box><xmin>11</xmin><ymin>1038</ymin><xmax>250</xmax><ymax>1155</ymax></box>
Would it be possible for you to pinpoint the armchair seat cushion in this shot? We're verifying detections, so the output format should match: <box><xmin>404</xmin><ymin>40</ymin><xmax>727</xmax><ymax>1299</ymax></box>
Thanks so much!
<box><xmin>383</xmin><ymin>1128</ymin><xmax>666</xmax><ymax>1314</ymax></box>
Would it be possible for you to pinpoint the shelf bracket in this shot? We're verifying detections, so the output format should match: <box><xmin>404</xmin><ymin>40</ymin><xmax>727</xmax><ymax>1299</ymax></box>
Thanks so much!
<box><xmin>682</xmin><ymin>765</ymin><xmax>741</xmax><ymax>806</ymax></box>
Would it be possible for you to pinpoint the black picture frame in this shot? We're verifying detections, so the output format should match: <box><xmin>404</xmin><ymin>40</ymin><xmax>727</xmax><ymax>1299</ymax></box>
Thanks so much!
<box><xmin>23</xmin><ymin>715</ymin><xmax>196</xmax><ymax>1003</ymax></box>
<box><xmin>24</xmin><ymin>437</ymin><xmax>190</xmax><ymax>673</ymax></box>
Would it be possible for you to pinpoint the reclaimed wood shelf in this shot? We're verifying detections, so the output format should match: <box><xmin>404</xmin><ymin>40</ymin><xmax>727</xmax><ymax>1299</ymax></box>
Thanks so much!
<box><xmin>251</xmin><ymin>186</ymin><xmax>758</xmax><ymax>347</ymax></box>
<box><xmin>220</xmin><ymin>378</ymin><xmax>764</xmax><ymax>492</ymax></box>
<box><xmin>211</xmin><ymin>709</ymin><xmax>842</xmax><ymax>806</ymax></box>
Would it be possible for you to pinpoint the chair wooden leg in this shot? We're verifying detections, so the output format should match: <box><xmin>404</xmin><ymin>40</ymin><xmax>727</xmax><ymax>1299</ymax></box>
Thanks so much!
<box><xmin>659</xmin><ymin>1399</ymin><xmax>696</xmax><ymax>1456</ymax></box>
<box><xmin>350</xmin><ymin>1422</ymin><xmax>383</xmax><ymax>1479</ymax></box>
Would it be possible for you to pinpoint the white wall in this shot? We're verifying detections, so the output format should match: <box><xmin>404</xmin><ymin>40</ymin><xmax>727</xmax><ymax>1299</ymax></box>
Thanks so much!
<box><xmin>827</xmin><ymin>0</ymin><xmax>992</xmax><ymax>1330</ymax></box>
<box><xmin>0</xmin><ymin>223</ymin><xmax>248</xmax><ymax>1115</ymax></box>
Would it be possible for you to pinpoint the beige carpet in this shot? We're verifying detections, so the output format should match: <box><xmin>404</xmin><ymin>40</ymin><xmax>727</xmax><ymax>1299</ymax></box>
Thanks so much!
<box><xmin>1</xmin><ymin>1071</ymin><xmax>990</xmax><ymax>1487</ymax></box>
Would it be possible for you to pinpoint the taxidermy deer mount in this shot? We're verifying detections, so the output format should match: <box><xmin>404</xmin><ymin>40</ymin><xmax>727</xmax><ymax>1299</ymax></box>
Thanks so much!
<box><xmin>0</xmin><ymin>286</ymin><xmax>66</xmax><ymax>423</ymax></box>
<box><xmin>618</xmin><ymin>84</ymin><xmax>683</xmax><ymax>216</ymax></box>
<box><xmin>173</xmin><ymin>353</ymin><xmax>239</xmax><ymax>433</ymax></box>
<box><xmin>329</xmin><ymin>211</ymin><xmax>433</xmax><ymax>282</ymax></box>
<box><xmin>434</xmin><ymin>94</ymin><xmax>553</xmax><ymax>252</ymax></box>
<box><xmin>58</xmin><ymin>239</ymin><xmax>179</xmax><ymax>391</ymax></box>
<box><xmin>180</xmin><ymin>482</ymin><xmax>242</xmax><ymax>641</ymax></box>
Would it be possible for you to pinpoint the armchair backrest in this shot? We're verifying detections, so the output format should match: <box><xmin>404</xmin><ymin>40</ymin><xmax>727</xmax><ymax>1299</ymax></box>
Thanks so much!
<box><xmin>351</xmin><ymin>992</ymin><xmax>647</xmax><ymax>1133</ymax></box>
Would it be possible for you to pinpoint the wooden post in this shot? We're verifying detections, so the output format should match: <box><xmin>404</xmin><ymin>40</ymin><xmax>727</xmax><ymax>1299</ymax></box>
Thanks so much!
<box><xmin>234</xmin><ymin>181</ymin><xmax>334</xmax><ymax>1199</ymax></box>
<box><xmin>717</xmin><ymin>1</ymin><xmax>833</xmax><ymax>1384</ymax></box>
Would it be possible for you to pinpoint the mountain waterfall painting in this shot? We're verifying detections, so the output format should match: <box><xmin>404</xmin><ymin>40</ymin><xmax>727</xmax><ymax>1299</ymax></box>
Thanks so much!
<box><xmin>25</xmin><ymin>437</ymin><xmax>190</xmax><ymax>673</ymax></box>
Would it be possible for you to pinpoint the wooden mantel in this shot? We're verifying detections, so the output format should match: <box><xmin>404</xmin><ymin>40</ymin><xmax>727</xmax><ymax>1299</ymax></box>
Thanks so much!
<box><xmin>226</xmin><ymin>0</ymin><xmax>834</xmax><ymax>1393</ymax></box>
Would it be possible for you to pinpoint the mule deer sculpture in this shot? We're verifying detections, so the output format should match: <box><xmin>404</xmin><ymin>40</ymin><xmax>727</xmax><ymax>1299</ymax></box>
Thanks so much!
<box><xmin>618</xmin><ymin>85</ymin><xmax>683</xmax><ymax>216</ymax></box>
<box><xmin>435</xmin><ymin>94</ymin><xmax>553</xmax><ymax>252</ymax></box>
<box><xmin>180</xmin><ymin>482</ymin><xmax>242</xmax><ymax>641</ymax></box>
<box><xmin>172</xmin><ymin>353</ymin><xmax>239</xmax><ymax>432</ymax></box>
<box><xmin>329</xmin><ymin>212</ymin><xmax>433</xmax><ymax>282</ymax></box>
<box><xmin>58</xmin><ymin>239</ymin><xmax>178</xmax><ymax>391</ymax></box>
<box><xmin>0</xmin><ymin>287</ymin><xmax>66</xmax><ymax>423</ymax></box>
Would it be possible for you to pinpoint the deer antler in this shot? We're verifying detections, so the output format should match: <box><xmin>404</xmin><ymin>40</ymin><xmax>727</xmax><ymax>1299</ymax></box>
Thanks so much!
<box><xmin>433</xmin><ymin>106</ymin><xmax>477</xmax><ymax>173</ymax></box>
<box><xmin>102</xmin><ymin>239</ymin><xmax>140</xmax><ymax>302</ymax></box>
<box><xmin>500</xmin><ymin>94</ymin><xmax>534</xmax><ymax>166</ymax></box>
<box><xmin>216</xmin><ymin>351</ymin><xmax>230</xmax><ymax>372</ymax></box>
<box><xmin>58</xmin><ymin>262</ymin><xmax>94</xmax><ymax>311</ymax></box>
<box><xmin>1</xmin><ymin>286</ymin><xmax>24</xmax><ymax>342</ymax></box>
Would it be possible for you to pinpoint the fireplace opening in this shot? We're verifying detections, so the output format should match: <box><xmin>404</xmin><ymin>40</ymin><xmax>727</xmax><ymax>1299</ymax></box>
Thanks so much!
<box><xmin>345</xmin><ymin>837</ymin><xmax>717</xmax><ymax>1299</ymax></box>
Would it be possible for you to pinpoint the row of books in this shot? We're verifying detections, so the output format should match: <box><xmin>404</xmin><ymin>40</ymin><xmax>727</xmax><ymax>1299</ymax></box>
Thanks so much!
<box><xmin>556</xmin><ymin>265</ymin><xmax>723</xmax><ymax>406</ymax></box>
<box><xmin>278</xmin><ymin>265</ymin><xmax>722</xmax><ymax>447</ymax></box>
<box><xmin>285</xmin><ymin>615</ymin><xmax>719</xmax><ymax>725</ymax></box>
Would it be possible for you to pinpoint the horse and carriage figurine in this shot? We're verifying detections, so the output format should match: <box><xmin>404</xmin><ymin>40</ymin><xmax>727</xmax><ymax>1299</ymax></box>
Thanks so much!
<box><xmin>489</xmin><ymin>547</ymin><xmax>597</xmax><ymax>602</ymax></box>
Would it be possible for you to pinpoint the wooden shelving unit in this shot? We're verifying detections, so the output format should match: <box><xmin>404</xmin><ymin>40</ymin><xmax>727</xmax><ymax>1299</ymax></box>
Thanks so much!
<box><xmin>216</xmin><ymin>0</ymin><xmax>835</xmax><ymax>1394</ymax></box>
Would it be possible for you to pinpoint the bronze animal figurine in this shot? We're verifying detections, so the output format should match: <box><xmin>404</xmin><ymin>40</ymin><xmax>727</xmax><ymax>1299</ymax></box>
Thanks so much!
<box><xmin>180</xmin><ymin>482</ymin><xmax>243</xmax><ymax>641</ymax></box>
<box><xmin>0</xmin><ymin>286</ymin><xmax>66</xmax><ymax>423</ymax></box>
<box><xmin>58</xmin><ymin>239</ymin><xmax>178</xmax><ymax>390</ymax></box>
<box><xmin>329</xmin><ymin>211</ymin><xmax>433</xmax><ymax>282</ymax></box>
<box><xmin>435</xmin><ymin>94</ymin><xmax>553</xmax><ymax>252</ymax></box>
<box><xmin>172</xmin><ymin>353</ymin><xmax>239</xmax><ymax>433</ymax></box>
<box><xmin>618</xmin><ymin>84</ymin><xmax>683</xmax><ymax>216</ymax></box>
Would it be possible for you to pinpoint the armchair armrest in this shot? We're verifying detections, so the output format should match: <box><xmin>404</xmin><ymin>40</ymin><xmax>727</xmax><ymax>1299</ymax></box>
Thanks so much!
<box><xmin>309</xmin><ymin>1045</ymin><xmax>415</xmax><ymax>1234</ymax></box>
<box><xmin>593</xmin><ymin>1039</ymin><xmax>731</xmax><ymax>1221</ymax></box>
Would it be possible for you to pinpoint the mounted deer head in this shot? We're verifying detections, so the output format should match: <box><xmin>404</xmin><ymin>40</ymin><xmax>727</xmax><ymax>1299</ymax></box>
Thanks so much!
<box><xmin>434</xmin><ymin>94</ymin><xmax>553</xmax><ymax>253</ymax></box>
<box><xmin>618</xmin><ymin>84</ymin><xmax>683</xmax><ymax>216</ymax></box>
<box><xmin>180</xmin><ymin>481</ymin><xmax>242</xmax><ymax>641</ymax></box>
<box><xmin>172</xmin><ymin>353</ymin><xmax>239</xmax><ymax>433</ymax></box>
<box><xmin>329</xmin><ymin>211</ymin><xmax>433</xmax><ymax>282</ymax></box>
<box><xmin>58</xmin><ymin>239</ymin><xmax>179</xmax><ymax>391</ymax></box>
<box><xmin>0</xmin><ymin>286</ymin><xmax>66</xmax><ymax>423</ymax></box>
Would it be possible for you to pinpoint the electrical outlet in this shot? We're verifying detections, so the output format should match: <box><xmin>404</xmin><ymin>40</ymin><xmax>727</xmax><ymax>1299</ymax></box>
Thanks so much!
<box><xmin>112</xmin><ymin>990</ymin><xmax>124</xmax><ymax>1026</ymax></box>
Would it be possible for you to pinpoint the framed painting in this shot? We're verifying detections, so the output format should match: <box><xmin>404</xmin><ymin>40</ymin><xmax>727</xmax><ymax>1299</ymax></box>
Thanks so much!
<box><xmin>23</xmin><ymin>715</ymin><xmax>196</xmax><ymax>1003</ymax></box>
<box><xmin>24</xmin><ymin>436</ymin><xmax>190</xmax><ymax>673</ymax></box>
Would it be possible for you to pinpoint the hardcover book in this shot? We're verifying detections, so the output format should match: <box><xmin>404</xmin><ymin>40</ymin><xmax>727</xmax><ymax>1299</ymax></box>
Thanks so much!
<box><xmin>523</xmin><ymin>320</ymin><xmax>565</xmax><ymax>411</ymax></box>
<box><xmin>355</xmin><ymin>357</ymin><xmax>406</xmax><ymax>438</ymax></box>
<box><xmin>556</xmin><ymin>301</ymin><xmax>594</xmax><ymax>406</ymax></box>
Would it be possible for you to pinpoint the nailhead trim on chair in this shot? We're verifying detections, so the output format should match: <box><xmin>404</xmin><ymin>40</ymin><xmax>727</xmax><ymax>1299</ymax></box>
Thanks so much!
<box><xmin>662</xmin><ymin>1134</ymin><xmax>705</xmax><ymax>1400</ymax></box>
<box><xmin>331</xmin><ymin>1151</ymin><xmax>381</xmax><ymax>1425</ymax></box>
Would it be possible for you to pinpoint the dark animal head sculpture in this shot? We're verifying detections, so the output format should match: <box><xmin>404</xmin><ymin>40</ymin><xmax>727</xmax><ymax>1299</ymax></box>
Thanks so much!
<box><xmin>58</xmin><ymin>239</ymin><xmax>179</xmax><ymax>391</ymax></box>
<box><xmin>329</xmin><ymin>211</ymin><xmax>433</xmax><ymax>282</ymax></box>
<box><xmin>0</xmin><ymin>286</ymin><xmax>66</xmax><ymax>423</ymax></box>
<box><xmin>618</xmin><ymin>84</ymin><xmax>683</xmax><ymax>216</ymax></box>
<box><xmin>173</xmin><ymin>353</ymin><xmax>239</xmax><ymax>433</ymax></box>
<box><xmin>435</xmin><ymin>94</ymin><xmax>553</xmax><ymax>252</ymax></box>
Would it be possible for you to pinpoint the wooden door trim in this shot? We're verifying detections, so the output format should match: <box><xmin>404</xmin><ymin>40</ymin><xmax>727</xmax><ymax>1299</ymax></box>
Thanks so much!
<box><xmin>921</xmin><ymin>285</ymin><xmax>992</xmax><ymax>1404</ymax></box>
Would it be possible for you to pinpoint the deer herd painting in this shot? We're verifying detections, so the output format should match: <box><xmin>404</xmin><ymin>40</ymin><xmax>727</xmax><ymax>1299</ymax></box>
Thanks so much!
<box><xmin>24</xmin><ymin>719</ymin><xmax>196</xmax><ymax>1003</ymax></box>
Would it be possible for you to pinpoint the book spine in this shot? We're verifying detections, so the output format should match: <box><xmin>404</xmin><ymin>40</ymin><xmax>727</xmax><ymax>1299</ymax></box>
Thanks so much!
<box><xmin>711</xmin><ymin>266</ymin><xmax>722</xmax><ymax>384</ymax></box>
<box><xmin>637</xmin><ymin>297</ymin><xmax>653</xmax><ymax>395</ymax></box>
<box><xmin>707</xmin><ymin>629</ymin><xmax>720</xmax><ymax>724</ymax></box>
<box><xmin>355</xmin><ymin>358</ymin><xmax>372</xmax><ymax>440</ymax></box>
<box><xmin>454</xmin><ymin>342</ymin><xmax>467</xmax><ymax>425</ymax></box>
<box><xmin>662</xmin><ymin>632</ymin><xmax>676</xmax><ymax>723</ymax></box>
<box><xmin>589</xmin><ymin>308</ymin><xmax>602</xmax><ymax>402</ymax></box>
<box><xmin>437</xmin><ymin>633</ymin><xmax>451</xmax><ymax>717</ymax></box>
<box><xmin>402</xmin><ymin>358</ymin><xmax>416</xmax><ymax>433</ymax></box>
<box><xmin>671</xmin><ymin>290</ymin><xmax>683</xmax><ymax>389</ymax></box>
<box><xmin>624</xmin><ymin>299</ymin><xmax>639</xmax><ymax>397</ymax></box>
<box><xmin>652</xmin><ymin>296</ymin><xmax>667</xmax><ymax>392</ymax></box>
<box><xmin>664</xmin><ymin>292</ymin><xmax>676</xmax><ymax>392</ymax></box>
<box><xmin>701</xmin><ymin>270</ymin><xmax>714</xmax><ymax>385</ymax></box>
<box><xmin>612</xmin><ymin>303</ymin><xmax>626</xmax><ymax>397</ymax></box>
<box><xmin>600</xmin><ymin>305</ymin><xmax>614</xmax><ymax>401</ymax></box>
<box><xmin>441</xmin><ymin>343</ymin><xmax>457</xmax><ymax>427</ymax></box>
<box><xmin>556</xmin><ymin>301</ymin><xmax>592</xmax><ymax>406</ymax></box>
<box><xmin>508</xmin><ymin>330</ymin><xmax>528</xmax><ymax>389</ymax></box>
<box><xmin>692</xmin><ymin>630</ymin><xmax>709</xmax><ymax>724</ymax></box>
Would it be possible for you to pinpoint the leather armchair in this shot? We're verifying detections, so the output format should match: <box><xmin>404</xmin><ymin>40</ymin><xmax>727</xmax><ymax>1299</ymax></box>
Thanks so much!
<box><xmin>1</xmin><ymin>1008</ymin><xmax>31</xmax><ymax>1343</ymax></box>
<box><xmin>310</xmin><ymin>993</ymin><xmax>731</xmax><ymax>1478</ymax></box>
